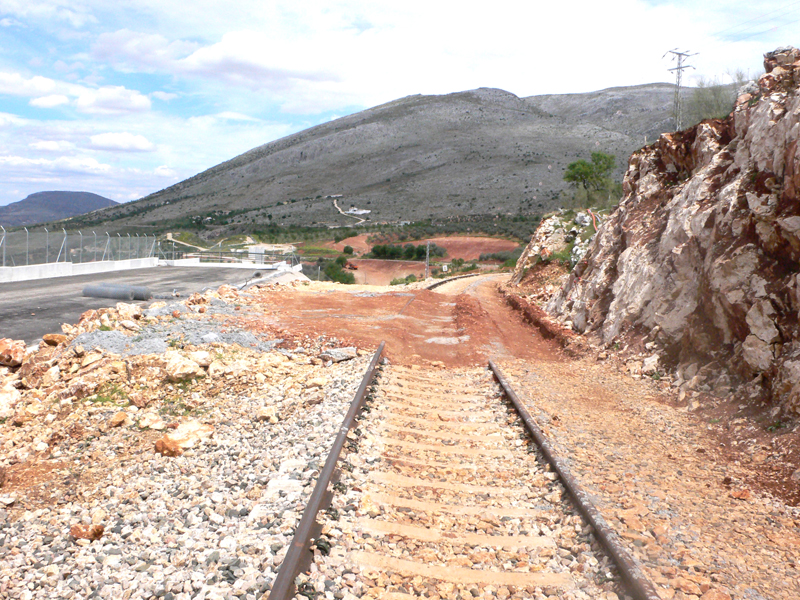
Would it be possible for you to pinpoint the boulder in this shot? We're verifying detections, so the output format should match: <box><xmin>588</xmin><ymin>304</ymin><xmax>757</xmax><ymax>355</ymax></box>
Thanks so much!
<box><xmin>138</xmin><ymin>412</ymin><xmax>162</xmax><ymax>429</ymax></box>
<box><xmin>258</xmin><ymin>352</ymin><xmax>288</xmax><ymax>369</ymax></box>
<box><xmin>217</xmin><ymin>284</ymin><xmax>239</xmax><ymax>298</ymax></box>
<box><xmin>155</xmin><ymin>420</ymin><xmax>214</xmax><ymax>456</ymax></box>
<box><xmin>42</xmin><ymin>334</ymin><xmax>67</xmax><ymax>346</ymax></box>
<box><xmin>115</xmin><ymin>302</ymin><xmax>142</xmax><ymax>320</ymax></box>
<box><xmin>700</xmin><ymin>590</ymin><xmax>732</xmax><ymax>600</ymax></box>
<box><xmin>154</xmin><ymin>437</ymin><xmax>183</xmax><ymax>457</ymax></box>
<box><xmin>12</xmin><ymin>401</ymin><xmax>43</xmax><ymax>425</ymax></box>
<box><xmin>0</xmin><ymin>385</ymin><xmax>21</xmax><ymax>419</ymax></box>
<box><xmin>109</xmin><ymin>411</ymin><xmax>130</xmax><ymax>428</ymax></box>
<box><xmin>120</xmin><ymin>320</ymin><xmax>139</xmax><ymax>331</ymax></box>
<box><xmin>164</xmin><ymin>352</ymin><xmax>204</xmax><ymax>382</ymax></box>
<box><xmin>0</xmin><ymin>339</ymin><xmax>25</xmax><ymax>367</ymax></box>
<box><xmin>81</xmin><ymin>352</ymin><xmax>104</xmax><ymax>369</ymax></box>
<box><xmin>208</xmin><ymin>360</ymin><xmax>226</xmax><ymax>378</ymax></box>
<box><xmin>41</xmin><ymin>365</ymin><xmax>61</xmax><ymax>387</ymax></box>
<box><xmin>641</xmin><ymin>354</ymin><xmax>660</xmax><ymax>376</ymax></box>
<box><xmin>70</xmin><ymin>524</ymin><xmax>104</xmax><ymax>541</ymax></box>
<box><xmin>187</xmin><ymin>350</ymin><xmax>213</xmax><ymax>368</ymax></box>
<box><xmin>256</xmin><ymin>406</ymin><xmax>278</xmax><ymax>423</ymax></box>
<box><xmin>319</xmin><ymin>347</ymin><xmax>357</xmax><ymax>363</ymax></box>
<box><xmin>226</xmin><ymin>359</ymin><xmax>250</xmax><ymax>377</ymax></box>
<box><xmin>306</xmin><ymin>377</ymin><xmax>328</xmax><ymax>389</ymax></box>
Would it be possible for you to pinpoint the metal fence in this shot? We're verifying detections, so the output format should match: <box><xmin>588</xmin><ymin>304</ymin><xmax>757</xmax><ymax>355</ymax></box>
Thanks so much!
<box><xmin>0</xmin><ymin>227</ymin><xmax>159</xmax><ymax>267</ymax></box>
<box><xmin>186</xmin><ymin>250</ymin><xmax>301</xmax><ymax>267</ymax></box>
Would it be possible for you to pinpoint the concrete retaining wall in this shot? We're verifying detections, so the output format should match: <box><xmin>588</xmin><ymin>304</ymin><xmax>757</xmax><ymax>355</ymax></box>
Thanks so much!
<box><xmin>160</xmin><ymin>258</ymin><xmax>302</xmax><ymax>271</ymax></box>
<box><xmin>0</xmin><ymin>258</ymin><xmax>159</xmax><ymax>283</ymax></box>
<box><xmin>160</xmin><ymin>258</ymin><xmax>202</xmax><ymax>267</ymax></box>
<box><xmin>1</xmin><ymin>257</ymin><xmax>303</xmax><ymax>283</ymax></box>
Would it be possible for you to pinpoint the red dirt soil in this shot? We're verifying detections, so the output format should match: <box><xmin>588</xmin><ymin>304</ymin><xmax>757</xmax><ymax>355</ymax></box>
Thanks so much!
<box><xmin>247</xmin><ymin>275</ymin><xmax>558</xmax><ymax>368</ymax></box>
<box><xmin>346</xmin><ymin>259</ymin><xmax>426</xmax><ymax>286</ymax></box>
<box><xmin>330</xmin><ymin>235</ymin><xmax>520</xmax><ymax>260</ymax></box>
<box><xmin>415</xmin><ymin>237</ymin><xmax>520</xmax><ymax>260</ymax></box>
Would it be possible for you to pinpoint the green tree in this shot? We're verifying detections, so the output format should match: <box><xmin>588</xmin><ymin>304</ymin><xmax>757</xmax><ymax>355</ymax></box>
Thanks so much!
<box><xmin>324</xmin><ymin>260</ymin><xmax>355</xmax><ymax>284</ymax></box>
<box><xmin>563</xmin><ymin>152</ymin><xmax>616</xmax><ymax>190</ymax></box>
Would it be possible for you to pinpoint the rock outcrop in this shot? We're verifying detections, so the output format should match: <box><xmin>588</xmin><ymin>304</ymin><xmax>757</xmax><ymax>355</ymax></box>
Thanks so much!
<box><xmin>512</xmin><ymin>210</ymin><xmax>605</xmax><ymax>284</ymax></box>
<box><xmin>0</xmin><ymin>339</ymin><xmax>25</xmax><ymax>367</ymax></box>
<box><xmin>546</xmin><ymin>47</ymin><xmax>800</xmax><ymax>414</ymax></box>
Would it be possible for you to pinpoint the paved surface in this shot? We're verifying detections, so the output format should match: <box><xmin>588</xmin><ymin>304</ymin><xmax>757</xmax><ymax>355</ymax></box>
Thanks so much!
<box><xmin>0</xmin><ymin>266</ymin><xmax>262</xmax><ymax>344</ymax></box>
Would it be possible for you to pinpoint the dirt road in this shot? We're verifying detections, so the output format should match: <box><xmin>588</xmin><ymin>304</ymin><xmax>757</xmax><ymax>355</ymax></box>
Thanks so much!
<box><xmin>249</xmin><ymin>274</ymin><xmax>557</xmax><ymax>367</ymax></box>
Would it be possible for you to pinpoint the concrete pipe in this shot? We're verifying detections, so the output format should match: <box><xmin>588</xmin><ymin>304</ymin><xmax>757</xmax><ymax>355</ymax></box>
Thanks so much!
<box><xmin>83</xmin><ymin>284</ymin><xmax>135</xmax><ymax>301</ymax></box>
<box><xmin>96</xmin><ymin>282</ymin><xmax>152</xmax><ymax>300</ymax></box>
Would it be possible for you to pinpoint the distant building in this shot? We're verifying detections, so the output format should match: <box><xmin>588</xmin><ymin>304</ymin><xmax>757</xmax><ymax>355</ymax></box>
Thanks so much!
<box><xmin>347</xmin><ymin>207</ymin><xmax>371</xmax><ymax>215</ymax></box>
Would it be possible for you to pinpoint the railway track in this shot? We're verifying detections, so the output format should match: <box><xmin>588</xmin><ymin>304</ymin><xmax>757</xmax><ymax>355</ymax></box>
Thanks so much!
<box><xmin>268</xmin><ymin>345</ymin><xmax>658</xmax><ymax>600</ymax></box>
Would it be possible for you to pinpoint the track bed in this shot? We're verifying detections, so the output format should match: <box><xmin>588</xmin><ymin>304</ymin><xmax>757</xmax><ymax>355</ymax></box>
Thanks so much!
<box><xmin>293</xmin><ymin>365</ymin><xmax>625</xmax><ymax>600</ymax></box>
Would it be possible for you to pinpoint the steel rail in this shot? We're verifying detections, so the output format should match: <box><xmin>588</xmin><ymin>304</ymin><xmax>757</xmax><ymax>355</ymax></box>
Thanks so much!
<box><xmin>488</xmin><ymin>360</ymin><xmax>661</xmax><ymax>600</ymax></box>
<box><xmin>268</xmin><ymin>341</ymin><xmax>385</xmax><ymax>600</ymax></box>
<box><xmin>425</xmin><ymin>272</ymin><xmax>483</xmax><ymax>290</ymax></box>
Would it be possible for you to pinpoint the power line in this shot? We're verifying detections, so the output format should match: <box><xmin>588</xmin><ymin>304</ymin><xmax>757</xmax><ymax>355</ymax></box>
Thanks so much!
<box><xmin>725</xmin><ymin>18</ymin><xmax>800</xmax><ymax>44</ymax></box>
<box><xmin>710</xmin><ymin>1</ymin><xmax>800</xmax><ymax>40</ymax></box>
<box><xmin>664</xmin><ymin>49</ymin><xmax>697</xmax><ymax>130</ymax></box>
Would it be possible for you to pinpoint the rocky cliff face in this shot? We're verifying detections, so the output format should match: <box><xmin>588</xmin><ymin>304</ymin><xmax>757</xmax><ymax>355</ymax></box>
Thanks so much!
<box><xmin>546</xmin><ymin>47</ymin><xmax>800</xmax><ymax>415</ymax></box>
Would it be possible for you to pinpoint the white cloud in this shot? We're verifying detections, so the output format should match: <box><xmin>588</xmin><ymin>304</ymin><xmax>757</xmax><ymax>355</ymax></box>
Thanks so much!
<box><xmin>74</xmin><ymin>2</ymin><xmax>772</xmax><ymax>116</ymax></box>
<box><xmin>0</xmin><ymin>112</ymin><xmax>27</xmax><ymax>127</ymax></box>
<box><xmin>151</xmin><ymin>91</ymin><xmax>178</xmax><ymax>101</ymax></box>
<box><xmin>29</xmin><ymin>94</ymin><xmax>69</xmax><ymax>108</ymax></box>
<box><xmin>0</xmin><ymin>154</ymin><xmax>112</xmax><ymax>175</ymax></box>
<box><xmin>0</xmin><ymin>71</ymin><xmax>153</xmax><ymax>115</ymax></box>
<box><xmin>186</xmin><ymin>111</ymin><xmax>262</xmax><ymax>128</ymax></box>
<box><xmin>92</xmin><ymin>29</ymin><xmax>199</xmax><ymax>72</ymax></box>
<box><xmin>154</xmin><ymin>165</ymin><xmax>177</xmax><ymax>177</ymax></box>
<box><xmin>0</xmin><ymin>72</ymin><xmax>56</xmax><ymax>96</ymax></box>
<box><xmin>177</xmin><ymin>30</ymin><xmax>338</xmax><ymax>88</ymax></box>
<box><xmin>89</xmin><ymin>132</ymin><xmax>156</xmax><ymax>152</ymax></box>
<box><xmin>215</xmin><ymin>111</ymin><xmax>259</xmax><ymax>121</ymax></box>
<box><xmin>90</xmin><ymin>27</ymin><xmax>341</xmax><ymax>100</ymax></box>
<box><xmin>29</xmin><ymin>140</ymin><xmax>75</xmax><ymax>151</ymax></box>
<box><xmin>0</xmin><ymin>0</ymin><xmax>97</xmax><ymax>28</ymax></box>
<box><xmin>75</xmin><ymin>86</ymin><xmax>152</xmax><ymax>114</ymax></box>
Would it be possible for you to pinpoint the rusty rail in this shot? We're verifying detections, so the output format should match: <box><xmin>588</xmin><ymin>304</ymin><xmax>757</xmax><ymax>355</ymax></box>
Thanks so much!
<box><xmin>488</xmin><ymin>360</ymin><xmax>661</xmax><ymax>600</ymax></box>
<box><xmin>267</xmin><ymin>342</ymin><xmax>385</xmax><ymax>600</ymax></box>
<box><xmin>425</xmin><ymin>272</ymin><xmax>483</xmax><ymax>289</ymax></box>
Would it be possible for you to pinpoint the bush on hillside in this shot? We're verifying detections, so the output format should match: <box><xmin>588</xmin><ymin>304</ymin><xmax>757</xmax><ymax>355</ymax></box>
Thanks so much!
<box><xmin>370</xmin><ymin>243</ymin><xmax>445</xmax><ymax>260</ymax></box>
<box><xmin>324</xmin><ymin>260</ymin><xmax>355</xmax><ymax>284</ymax></box>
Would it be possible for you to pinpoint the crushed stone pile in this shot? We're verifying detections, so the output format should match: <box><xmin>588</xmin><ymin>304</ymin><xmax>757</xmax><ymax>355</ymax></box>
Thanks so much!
<box><xmin>0</xmin><ymin>282</ymin><xmax>374</xmax><ymax>600</ymax></box>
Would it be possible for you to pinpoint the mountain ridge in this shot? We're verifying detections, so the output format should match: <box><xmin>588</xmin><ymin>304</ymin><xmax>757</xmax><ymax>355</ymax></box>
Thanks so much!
<box><xmin>72</xmin><ymin>83</ymin><xmax>687</xmax><ymax>236</ymax></box>
<box><xmin>0</xmin><ymin>191</ymin><xmax>118</xmax><ymax>227</ymax></box>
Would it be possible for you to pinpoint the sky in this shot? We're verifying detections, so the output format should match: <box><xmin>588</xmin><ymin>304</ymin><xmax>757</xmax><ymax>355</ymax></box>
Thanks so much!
<box><xmin>0</xmin><ymin>0</ymin><xmax>797</xmax><ymax>207</ymax></box>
